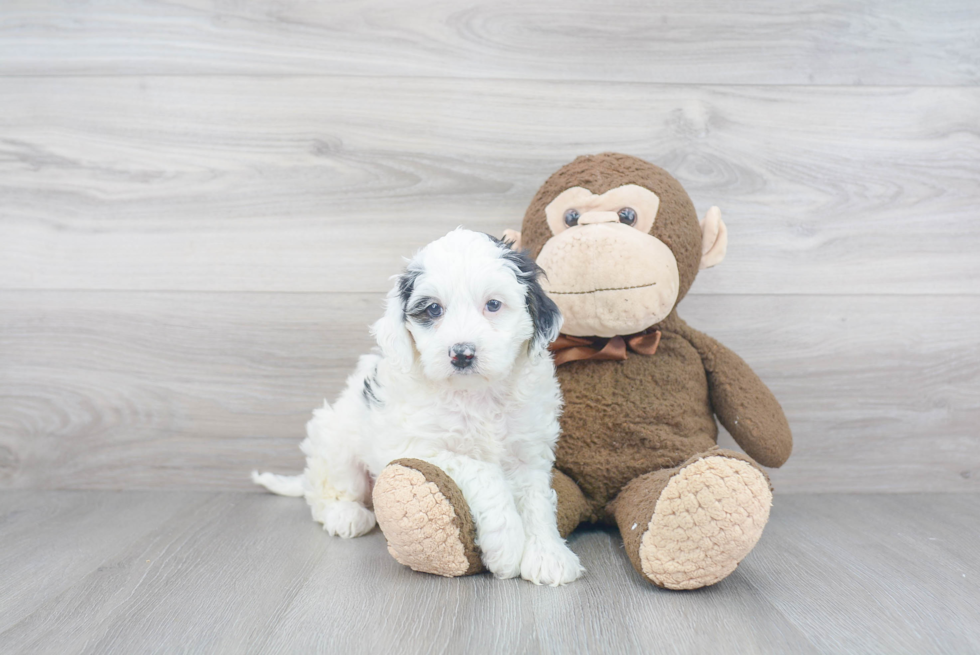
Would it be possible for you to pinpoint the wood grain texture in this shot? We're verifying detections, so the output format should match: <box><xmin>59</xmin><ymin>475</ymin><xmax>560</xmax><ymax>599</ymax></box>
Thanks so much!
<box><xmin>1</xmin><ymin>491</ymin><xmax>977</xmax><ymax>654</ymax></box>
<box><xmin>2</xmin><ymin>77</ymin><xmax>979</xmax><ymax>295</ymax></box>
<box><xmin>1</xmin><ymin>0</ymin><xmax>978</xmax><ymax>85</ymax></box>
<box><xmin>748</xmin><ymin>494</ymin><xmax>980</xmax><ymax>654</ymax></box>
<box><xmin>0</xmin><ymin>490</ymin><xmax>202</xmax><ymax>635</ymax></box>
<box><xmin>2</xmin><ymin>0</ymin><xmax>977</xmax><ymax>502</ymax></box>
<box><xmin>0</xmin><ymin>291</ymin><xmax>378</xmax><ymax>491</ymax></box>
<box><xmin>2</xmin><ymin>290</ymin><xmax>977</xmax><ymax>493</ymax></box>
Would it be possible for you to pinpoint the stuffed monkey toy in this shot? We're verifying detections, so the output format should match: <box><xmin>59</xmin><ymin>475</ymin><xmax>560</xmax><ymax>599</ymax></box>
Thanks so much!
<box><xmin>372</xmin><ymin>154</ymin><xmax>792</xmax><ymax>589</ymax></box>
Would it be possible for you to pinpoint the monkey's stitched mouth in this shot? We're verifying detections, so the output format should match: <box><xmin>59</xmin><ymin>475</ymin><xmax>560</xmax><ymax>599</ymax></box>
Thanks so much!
<box><xmin>547</xmin><ymin>282</ymin><xmax>656</xmax><ymax>295</ymax></box>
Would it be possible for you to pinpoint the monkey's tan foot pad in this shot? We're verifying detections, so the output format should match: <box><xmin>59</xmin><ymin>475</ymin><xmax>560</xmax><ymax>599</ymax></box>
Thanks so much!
<box><xmin>372</xmin><ymin>458</ymin><xmax>483</xmax><ymax>577</ymax></box>
<box><xmin>637</xmin><ymin>455</ymin><xmax>772</xmax><ymax>590</ymax></box>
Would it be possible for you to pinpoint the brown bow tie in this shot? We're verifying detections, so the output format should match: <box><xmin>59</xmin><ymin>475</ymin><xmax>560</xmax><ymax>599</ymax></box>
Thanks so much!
<box><xmin>548</xmin><ymin>330</ymin><xmax>662</xmax><ymax>366</ymax></box>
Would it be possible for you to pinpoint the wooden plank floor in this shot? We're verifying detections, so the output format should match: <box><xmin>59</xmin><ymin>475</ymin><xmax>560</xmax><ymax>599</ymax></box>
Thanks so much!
<box><xmin>1</xmin><ymin>491</ymin><xmax>977</xmax><ymax>654</ymax></box>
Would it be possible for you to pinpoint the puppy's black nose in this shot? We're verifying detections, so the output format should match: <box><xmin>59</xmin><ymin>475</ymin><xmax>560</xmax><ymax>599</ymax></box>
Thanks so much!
<box><xmin>450</xmin><ymin>343</ymin><xmax>476</xmax><ymax>369</ymax></box>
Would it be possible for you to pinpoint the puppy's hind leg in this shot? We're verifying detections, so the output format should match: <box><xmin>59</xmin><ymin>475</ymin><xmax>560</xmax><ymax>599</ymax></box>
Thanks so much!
<box><xmin>301</xmin><ymin>401</ymin><xmax>376</xmax><ymax>538</ymax></box>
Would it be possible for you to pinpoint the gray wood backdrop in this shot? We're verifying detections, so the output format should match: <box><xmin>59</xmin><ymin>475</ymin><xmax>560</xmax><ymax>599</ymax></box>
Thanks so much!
<box><xmin>1</xmin><ymin>0</ymin><xmax>978</xmax><ymax>493</ymax></box>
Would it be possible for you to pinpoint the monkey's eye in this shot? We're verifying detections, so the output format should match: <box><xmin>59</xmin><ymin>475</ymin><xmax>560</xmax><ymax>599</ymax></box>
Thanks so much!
<box><xmin>618</xmin><ymin>207</ymin><xmax>637</xmax><ymax>226</ymax></box>
<box><xmin>563</xmin><ymin>209</ymin><xmax>580</xmax><ymax>227</ymax></box>
<box><xmin>426</xmin><ymin>303</ymin><xmax>444</xmax><ymax>319</ymax></box>
<box><xmin>485</xmin><ymin>299</ymin><xmax>501</xmax><ymax>312</ymax></box>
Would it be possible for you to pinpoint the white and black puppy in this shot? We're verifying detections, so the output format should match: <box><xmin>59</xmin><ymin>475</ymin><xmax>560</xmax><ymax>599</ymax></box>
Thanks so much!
<box><xmin>253</xmin><ymin>228</ymin><xmax>583</xmax><ymax>585</ymax></box>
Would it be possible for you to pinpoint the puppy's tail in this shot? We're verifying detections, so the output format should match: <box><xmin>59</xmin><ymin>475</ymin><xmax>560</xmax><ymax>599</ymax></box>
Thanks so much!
<box><xmin>251</xmin><ymin>470</ymin><xmax>305</xmax><ymax>497</ymax></box>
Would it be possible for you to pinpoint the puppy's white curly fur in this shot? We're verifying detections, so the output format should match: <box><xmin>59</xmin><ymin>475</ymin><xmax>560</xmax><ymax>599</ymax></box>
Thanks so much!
<box><xmin>254</xmin><ymin>228</ymin><xmax>583</xmax><ymax>586</ymax></box>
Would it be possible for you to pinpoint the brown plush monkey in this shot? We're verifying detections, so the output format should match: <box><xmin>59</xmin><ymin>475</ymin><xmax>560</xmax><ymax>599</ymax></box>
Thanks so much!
<box><xmin>372</xmin><ymin>154</ymin><xmax>792</xmax><ymax>589</ymax></box>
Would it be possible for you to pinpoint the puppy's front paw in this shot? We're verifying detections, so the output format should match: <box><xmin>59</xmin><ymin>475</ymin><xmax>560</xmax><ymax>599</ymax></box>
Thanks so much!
<box><xmin>478</xmin><ymin>516</ymin><xmax>526</xmax><ymax>580</ymax></box>
<box><xmin>316</xmin><ymin>500</ymin><xmax>376</xmax><ymax>538</ymax></box>
<box><xmin>520</xmin><ymin>537</ymin><xmax>584</xmax><ymax>586</ymax></box>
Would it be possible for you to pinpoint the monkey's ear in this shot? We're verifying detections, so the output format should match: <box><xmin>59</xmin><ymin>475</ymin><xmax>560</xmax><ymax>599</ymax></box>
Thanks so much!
<box><xmin>699</xmin><ymin>206</ymin><xmax>728</xmax><ymax>270</ymax></box>
<box><xmin>502</xmin><ymin>229</ymin><xmax>523</xmax><ymax>251</ymax></box>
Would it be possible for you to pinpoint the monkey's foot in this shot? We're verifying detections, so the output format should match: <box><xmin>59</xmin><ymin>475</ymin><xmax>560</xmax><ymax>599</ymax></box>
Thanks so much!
<box><xmin>372</xmin><ymin>458</ymin><xmax>483</xmax><ymax>577</ymax></box>
<box><xmin>614</xmin><ymin>450</ymin><xmax>772</xmax><ymax>590</ymax></box>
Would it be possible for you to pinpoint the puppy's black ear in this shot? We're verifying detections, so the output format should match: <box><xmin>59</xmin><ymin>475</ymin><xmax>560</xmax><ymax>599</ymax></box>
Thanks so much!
<box><xmin>372</xmin><ymin>265</ymin><xmax>421</xmax><ymax>371</ymax></box>
<box><xmin>490</xmin><ymin>235</ymin><xmax>563</xmax><ymax>352</ymax></box>
<box><xmin>524</xmin><ymin>268</ymin><xmax>563</xmax><ymax>352</ymax></box>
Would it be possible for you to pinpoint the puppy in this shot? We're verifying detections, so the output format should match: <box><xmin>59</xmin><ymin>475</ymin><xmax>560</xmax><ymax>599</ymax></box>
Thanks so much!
<box><xmin>253</xmin><ymin>228</ymin><xmax>583</xmax><ymax>586</ymax></box>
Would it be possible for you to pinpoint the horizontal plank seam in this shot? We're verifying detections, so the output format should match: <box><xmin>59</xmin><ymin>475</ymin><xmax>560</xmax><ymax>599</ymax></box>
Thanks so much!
<box><xmin>0</xmin><ymin>289</ymin><xmax>977</xmax><ymax>299</ymax></box>
<box><xmin>0</xmin><ymin>73</ymin><xmax>978</xmax><ymax>90</ymax></box>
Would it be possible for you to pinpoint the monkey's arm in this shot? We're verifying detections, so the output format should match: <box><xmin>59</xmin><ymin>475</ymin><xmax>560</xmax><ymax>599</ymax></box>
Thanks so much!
<box><xmin>672</xmin><ymin>318</ymin><xmax>792</xmax><ymax>468</ymax></box>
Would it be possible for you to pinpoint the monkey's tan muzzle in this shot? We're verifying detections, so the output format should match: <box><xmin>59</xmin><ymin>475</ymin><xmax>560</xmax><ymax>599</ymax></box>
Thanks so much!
<box><xmin>536</xmin><ymin>223</ymin><xmax>680</xmax><ymax>338</ymax></box>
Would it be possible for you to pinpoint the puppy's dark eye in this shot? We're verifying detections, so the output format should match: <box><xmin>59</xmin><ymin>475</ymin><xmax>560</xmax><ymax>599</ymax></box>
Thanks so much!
<box><xmin>563</xmin><ymin>209</ymin><xmax>580</xmax><ymax>227</ymax></box>
<box><xmin>618</xmin><ymin>207</ymin><xmax>637</xmax><ymax>226</ymax></box>
<box><xmin>486</xmin><ymin>299</ymin><xmax>501</xmax><ymax>312</ymax></box>
<box><xmin>426</xmin><ymin>303</ymin><xmax>443</xmax><ymax>318</ymax></box>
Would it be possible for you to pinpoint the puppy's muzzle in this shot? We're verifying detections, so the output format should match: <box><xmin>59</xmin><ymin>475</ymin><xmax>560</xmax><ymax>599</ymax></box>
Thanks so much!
<box><xmin>450</xmin><ymin>343</ymin><xmax>476</xmax><ymax>370</ymax></box>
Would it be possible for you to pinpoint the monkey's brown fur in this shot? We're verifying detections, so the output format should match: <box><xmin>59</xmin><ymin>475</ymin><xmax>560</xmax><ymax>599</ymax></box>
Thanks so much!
<box><xmin>525</xmin><ymin>154</ymin><xmax>792</xmax><ymax>525</ymax></box>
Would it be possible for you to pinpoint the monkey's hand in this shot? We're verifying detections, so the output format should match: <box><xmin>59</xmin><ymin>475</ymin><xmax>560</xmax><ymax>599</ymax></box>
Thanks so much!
<box><xmin>679</xmin><ymin>322</ymin><xmax>792</xmax><ymax>467</ymax></box>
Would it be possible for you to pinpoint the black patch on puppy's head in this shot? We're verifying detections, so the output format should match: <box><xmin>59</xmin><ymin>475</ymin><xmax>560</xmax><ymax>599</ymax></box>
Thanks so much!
<box><xmin>396</xmin><ymin>266</ymin><xmax>423</xmax><ymax>320</ymax></box>
<box><xmin>487</xmin><ymin>235</ymin><xmax>562</xmax><ymax>352</ymax></box>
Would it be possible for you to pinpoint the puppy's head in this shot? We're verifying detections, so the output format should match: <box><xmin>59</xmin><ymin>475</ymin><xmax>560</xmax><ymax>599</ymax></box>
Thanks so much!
<box><xmin>372</xmin><ymin>228</ymin><xmax>562</xmax><ymax>383</ymax></box>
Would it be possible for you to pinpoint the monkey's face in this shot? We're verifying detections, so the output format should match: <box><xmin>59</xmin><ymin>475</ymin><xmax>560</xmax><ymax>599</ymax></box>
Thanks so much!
<box><xmin>536</xmin><ymin>184</ymin><xmax>679</xmax><ymax>338</ymax></box>
<box><xmin>514</xmin><ymin>154</ymin><xmax>728</xmax><ymax>339</ymax></box>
